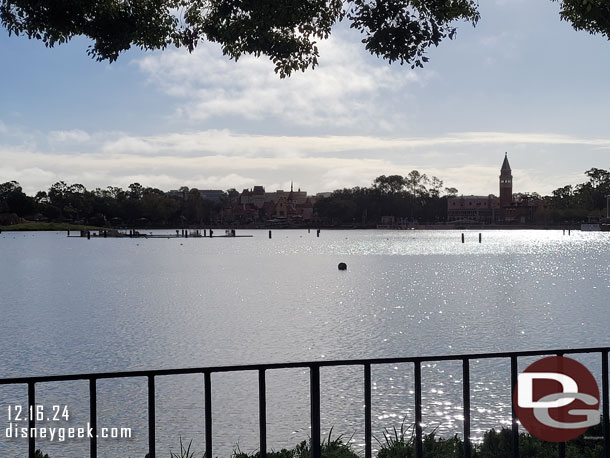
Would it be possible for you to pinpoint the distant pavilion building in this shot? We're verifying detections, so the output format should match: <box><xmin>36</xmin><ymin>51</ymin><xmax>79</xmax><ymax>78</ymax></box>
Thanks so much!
<box><xmin>447</xmin><ymin>153</ymin><xmax>540</xmax><ymax>224</ymax></box>
<box><xmin>447</xmin><ymin>195</ymin><xmax>499</xmax><ymax>224</ymax></box>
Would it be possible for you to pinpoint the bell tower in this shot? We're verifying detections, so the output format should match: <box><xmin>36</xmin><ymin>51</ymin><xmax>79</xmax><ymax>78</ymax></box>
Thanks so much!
<box><xmin>499</xmin><ymin>152</ymin><xmax>513</xmax><ymax>208</ymax></box>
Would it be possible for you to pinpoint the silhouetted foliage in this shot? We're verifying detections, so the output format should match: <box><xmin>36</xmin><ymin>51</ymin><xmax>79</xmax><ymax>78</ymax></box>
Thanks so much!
<box><xmin>314</xmin><ymin>172</ymin><xmax>452</xmax><ymax>225</ymax></box>
<box><xmin>1</xmin><ymin>0</ymin><xmax>479</xmax><ymax>75</ymax></box>
<box><xmin>555</xmin><ymin>0</ymin><xmax>610</xmax><ymax>40</ymax></box>
<box><xmin>3</xmin><ymin>1</ymin><xmax>608</xmax><ymax>76</ymax></box>
<box><xmin>2</xmin><ymin>167</ymin><xmax>609</xmax><ymax>227</ymax></box>
<box><xmin>546</xmin><ymin>167</ymin><xmax>610</xmax><ymax>223</ymax></box>
<box><xmin>0</xmin><ymin>180</ymin><xmax>224</xmax><ymax>227</ymax></box>
<box><xmin>0</xmin><ymin>180</ymin><xmax>36</xmax><ymax>215</ymax></box>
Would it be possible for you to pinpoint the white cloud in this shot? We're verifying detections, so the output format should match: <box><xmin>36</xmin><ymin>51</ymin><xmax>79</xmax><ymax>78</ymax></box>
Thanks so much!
<box><xmin>2</xmin><ymin>125</ymin><xmax>609</xmax><ymax>197</ymax></box>
<box><xmin>95</xmin><ymin>130</ymin><xmax>610</xmax><ymax>158</ymax></box>
<box><xmin>48</xmin><ymin>129</ymin><xmax>91</xmax><ymax>143</ymax></box>
<box><xmin>134</xmin><ymin>33</ymin><xmax>423</xmax><ymax>130</ymax></box>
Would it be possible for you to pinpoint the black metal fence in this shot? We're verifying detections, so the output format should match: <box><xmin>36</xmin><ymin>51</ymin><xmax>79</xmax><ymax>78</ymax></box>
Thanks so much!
<box><xmin>1</xmin><ymin>346</ymin><xmax>609</xmax><ymax>458</ymax></box>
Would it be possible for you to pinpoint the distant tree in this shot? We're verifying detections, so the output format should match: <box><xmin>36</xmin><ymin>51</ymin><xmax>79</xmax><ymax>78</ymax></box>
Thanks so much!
<box><xmin>550</xmin><ymin>184</ymin><xmax>574</xmax><ymax>209</ymax></box>
<box><xmin>549</xmin><ymin>168</ymin><xmax>610</xmax><ymax>216</ymax></box>
<box><xmin>106</xmin><ymin>186</ymin><xmax>127</xmax><ymax>201</ymax></box>
<box><xmin>373</xmin><ymin>175</ymin><xmax>406</xmax><ymax>194</ymax></box>
<box><xmin>128</xmin><ymin>183</ymin><xmax>144</xmax><ymax>200</ymax></box>
<box><xmin>405</xmin><ymin>170</ymin><xmax>426</xmax><ymax>196</ymax></box>
<box><xmin>34</xmin><ymin>190</ymin><xmax>49</xmax><ymax>204</ymax></box>
<box><xmin>583</xmin><ymin>167</ymin><xmax>610</xmax><ymax>209</ymax></box>
<box><xmin>514</xmin><ymin>192</ymin><xmax>542</xmax><ymax>202</ymax></box>
<box><xmin>141</xmin><ymin>188</ymin><xmax>179</xmax><ymax>224</ymax></box>
<box><xmin>186</xmin><ymin>188</ymin><xmax>206</xmax><ymax>224</ymax></box>
<box><xmin>428</xmin><ymin>176</ymin><xmax>444</xmax><ymax>198</ymax></box>
<box><xmin>0</xmin><ymin>180</ymin><xmax>36</xmax><ymax>216</ymax></box>
<box><xmin>177</xmin><ymin>186</ymin><xmax>190</xmax><ymax>199</ymax></box>
<box><xmin>314</xmin><ymin>194</ymin><xmax>357</xmax><ymax>223</ymax></box>
<box><xmin>224</xmin><ymin>188</ymin><xmax>239</xmax><ymax>205</ymax></box>
<box><xmin>444</xmin><ymin>187</ymin><xmax>458</xmax><ymax>197</ymax></box>
<box><xmin>48</xmin><ymin>181</ymin><xmax>68</xmax><ymax>209</ymax></box>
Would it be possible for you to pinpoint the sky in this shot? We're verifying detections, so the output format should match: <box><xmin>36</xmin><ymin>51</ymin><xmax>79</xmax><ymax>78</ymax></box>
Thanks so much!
<box><xmin>1</xmin><ymin>0</ymin><xmax>610</xmax><ymax>197</ymax></box>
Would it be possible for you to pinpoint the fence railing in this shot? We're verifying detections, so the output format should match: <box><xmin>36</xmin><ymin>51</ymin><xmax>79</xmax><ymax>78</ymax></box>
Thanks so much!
<box><xmin>1</xmin><ymin>346</ymin><xmax>609</xmax><ymax>458</ymax></box>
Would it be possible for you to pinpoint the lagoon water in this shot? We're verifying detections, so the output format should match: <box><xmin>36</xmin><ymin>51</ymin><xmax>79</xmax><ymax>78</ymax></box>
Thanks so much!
<box><xmin>0</xmin><ymin>229</ymin><xmax>609</xmax><ymax>457</ymax></box>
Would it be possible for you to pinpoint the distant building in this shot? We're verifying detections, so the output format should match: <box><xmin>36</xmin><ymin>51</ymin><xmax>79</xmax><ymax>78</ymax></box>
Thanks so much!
<box><xmin>226</xmin><ymin>182</ymin><xmax>321</xmax><ymax>223</ymax></box>
<box><xmin>240</xmin><ymin>185</ymin><xmax>266</xmax><ymax>208</ymax></box>
<box><xmin>447</xmin><ymin>153</ymin><xmax>539</xmax><ymax>224</ymax></box>
<box><xmin>199</xmin><ymin>190</ymin><xmax>225</xmax><ymax>202</ymax></box>
<box><xmin>167</xmin><ymin>188</ymin><xmax>224</xmax><ymax>202</ymax></box>
<box><xmin>497</xmin><ymin>154</ymin><xmax>540</xmax><ymax>224</ymax></box>
<box><xmin>265</xmin><ymin>182</ymin><xmax>308</xmax><ymax>204</ymax></box>
<box><xmin>499</xmin><ymin>152</ymin><xmax>513</xmax><ymax>209</ymax></box>
<box><xmin>447</xmin><ymin>195</ymin><xmax>499</xmax><ymax>223</ymax></box>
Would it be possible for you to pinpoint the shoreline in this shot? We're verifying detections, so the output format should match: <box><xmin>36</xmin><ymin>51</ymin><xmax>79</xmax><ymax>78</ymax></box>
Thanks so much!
<box><xmin>0</xmin><ymin>223</ymin><xmax>586</xmax><ymax>232</ymax></box>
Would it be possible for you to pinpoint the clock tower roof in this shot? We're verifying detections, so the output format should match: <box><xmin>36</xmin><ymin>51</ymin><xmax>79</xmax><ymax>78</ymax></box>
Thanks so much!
<box><xmin>501</xmin><ymin>152</ymin><xmax>511</xmax><ymax>172</ymax></box>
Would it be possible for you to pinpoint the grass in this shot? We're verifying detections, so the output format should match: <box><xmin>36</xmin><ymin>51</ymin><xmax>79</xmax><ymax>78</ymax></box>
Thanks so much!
<box><xmin>0</xmin><ymin>222</ymin><xmax>106</xmax><ymax>231</ymax></box>
<box><xmin>376</xmin><ymin>420</ymin><xmax>461</xmax><ymax>458</ymax></box>
<box><xmin>32</xmin><ymin>421</ymin><xmax>607</xmax><ymax>458</ymax></box>
<box><xmin>373</xmin><ymin>419</ymin><xmax>605</xmax><ymax>458</ymax></box>
<box><xmin>170</xmin><ymin>437</ymin><xmax>199</xmax><ymax>458</ymax></box>
<box><xmin>233</xmin><ymin>428</ymin><xmax>358</xmax><ymax>458</ymax></box>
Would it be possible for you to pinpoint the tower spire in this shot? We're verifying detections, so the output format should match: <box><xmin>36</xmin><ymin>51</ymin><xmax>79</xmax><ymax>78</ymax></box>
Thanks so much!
<box><xmin>499</xmin><ymin>152</ymin><xmax>513</xmax><ymax>212</ymax></box>
<box><xmin>501</xmin><ymin>152</ymin><xmax>511</xmax><ymax>172</ymax></box>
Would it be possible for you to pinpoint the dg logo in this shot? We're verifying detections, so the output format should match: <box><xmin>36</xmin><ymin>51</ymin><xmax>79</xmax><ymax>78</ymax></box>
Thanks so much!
<box><xmin>514</xmin><ymin>356</ymin><xmax>600</xmax><ymax>442</ymax></box>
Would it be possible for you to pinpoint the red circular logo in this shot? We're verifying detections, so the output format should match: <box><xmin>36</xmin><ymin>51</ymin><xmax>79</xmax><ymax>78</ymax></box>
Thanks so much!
<box><xmin>514</xmin><ymin>356</ymin><xmax>600</xmax><ymax>442</ymax></box>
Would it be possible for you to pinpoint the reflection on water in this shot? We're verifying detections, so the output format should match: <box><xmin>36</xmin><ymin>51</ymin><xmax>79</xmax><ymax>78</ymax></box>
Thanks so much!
<box><xmin>0</xmin><ymin>230</ymin><xmax>609</xmax><ymax>457</ymax></box>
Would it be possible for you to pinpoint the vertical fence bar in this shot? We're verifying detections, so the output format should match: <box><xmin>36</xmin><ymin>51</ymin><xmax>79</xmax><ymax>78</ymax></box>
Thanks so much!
<box><xmin>259</xmin><ymin>369</ymin><xmax>267</xmax><ymax>458</ymax></box>
<box><xmin>28</xmin><ymin>381</ymin><xmax>35</xmax><ymax>458</ymax></box>
<box><xmin>414</xmin><ymin>361</ymin><xmax>423</xmax><ymax>458</ymax></box>
<box><xmin>148</xmin><ymin>375</ymin><xmax>156</xmax><ymax>458</ymax></box>
<box><xmin>364</xmin><ymin>363</ymin><xmax>372</xmax><ymax>458</ymax></box>
<box><xmin>557</xmin><ymin>353</ymin><xmax>565</xmax><ymax>458</ymax></box>
<box><xmin>602</xmin><ymin>350</ymin><xmax>610</xmax><ymax>458</ymax></box>
<box><xmin>205</xmin><ymin>372</ymin><xmax>212</xmax><ymax>458</ymax></box>
<box><xmin>90</xmin><ymin>378</ymin><xmax>97</xmax><ymax>458</ymax></box>
<box><xmin>463</xmin><ymin>359</ymin><xmax>471</xmax><ymax>458</ymax></box>
<box><xmin>511</xmin><ymin>356</ymin><xmax>519</xmax><ymax>458</ymax></box>
<box><xmin>310</xmin><ymin>365</ymin><xmax>321</xmax><ymax>458</ymax></box>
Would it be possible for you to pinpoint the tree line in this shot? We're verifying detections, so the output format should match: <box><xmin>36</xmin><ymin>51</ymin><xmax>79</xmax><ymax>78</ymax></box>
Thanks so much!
<box><xmin>314</xmin><ymin>171</ymin><xmax>457</xmax><ymax>225</ymax></box>
<box><xmin>0</xmin><ymin>182</ymin><xmax>223</xmax><ymax>227</ymax></box>
<box><xmin>543</xmin><ymin>167</ymin><xmax>610</xmax><ymax>223</ymax></box>
<box><xmin>310</xmin><ymin>168</ymin><xmax>610</xmax><ymax>225</ymax></box>
<box><xmin>1</xmin><ymin>167</ymin><xmax>609</xmax><ymax>227</ymax></box>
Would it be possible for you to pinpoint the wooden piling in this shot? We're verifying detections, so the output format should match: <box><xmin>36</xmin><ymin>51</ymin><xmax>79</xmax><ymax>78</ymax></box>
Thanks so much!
<box><xmin>461</xmin><ymin>233</ymin><xmax>464</xmax><ymax>243</ymax></box>
<box><xmin>479</xmin><ymin>233</ymin><xmax>482</xmax><ymax>243</ymax></box>
<box><xmin>269</xmin><ymin>230</ymin><xmax>272</xmax><ymax>239</ymax></box>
